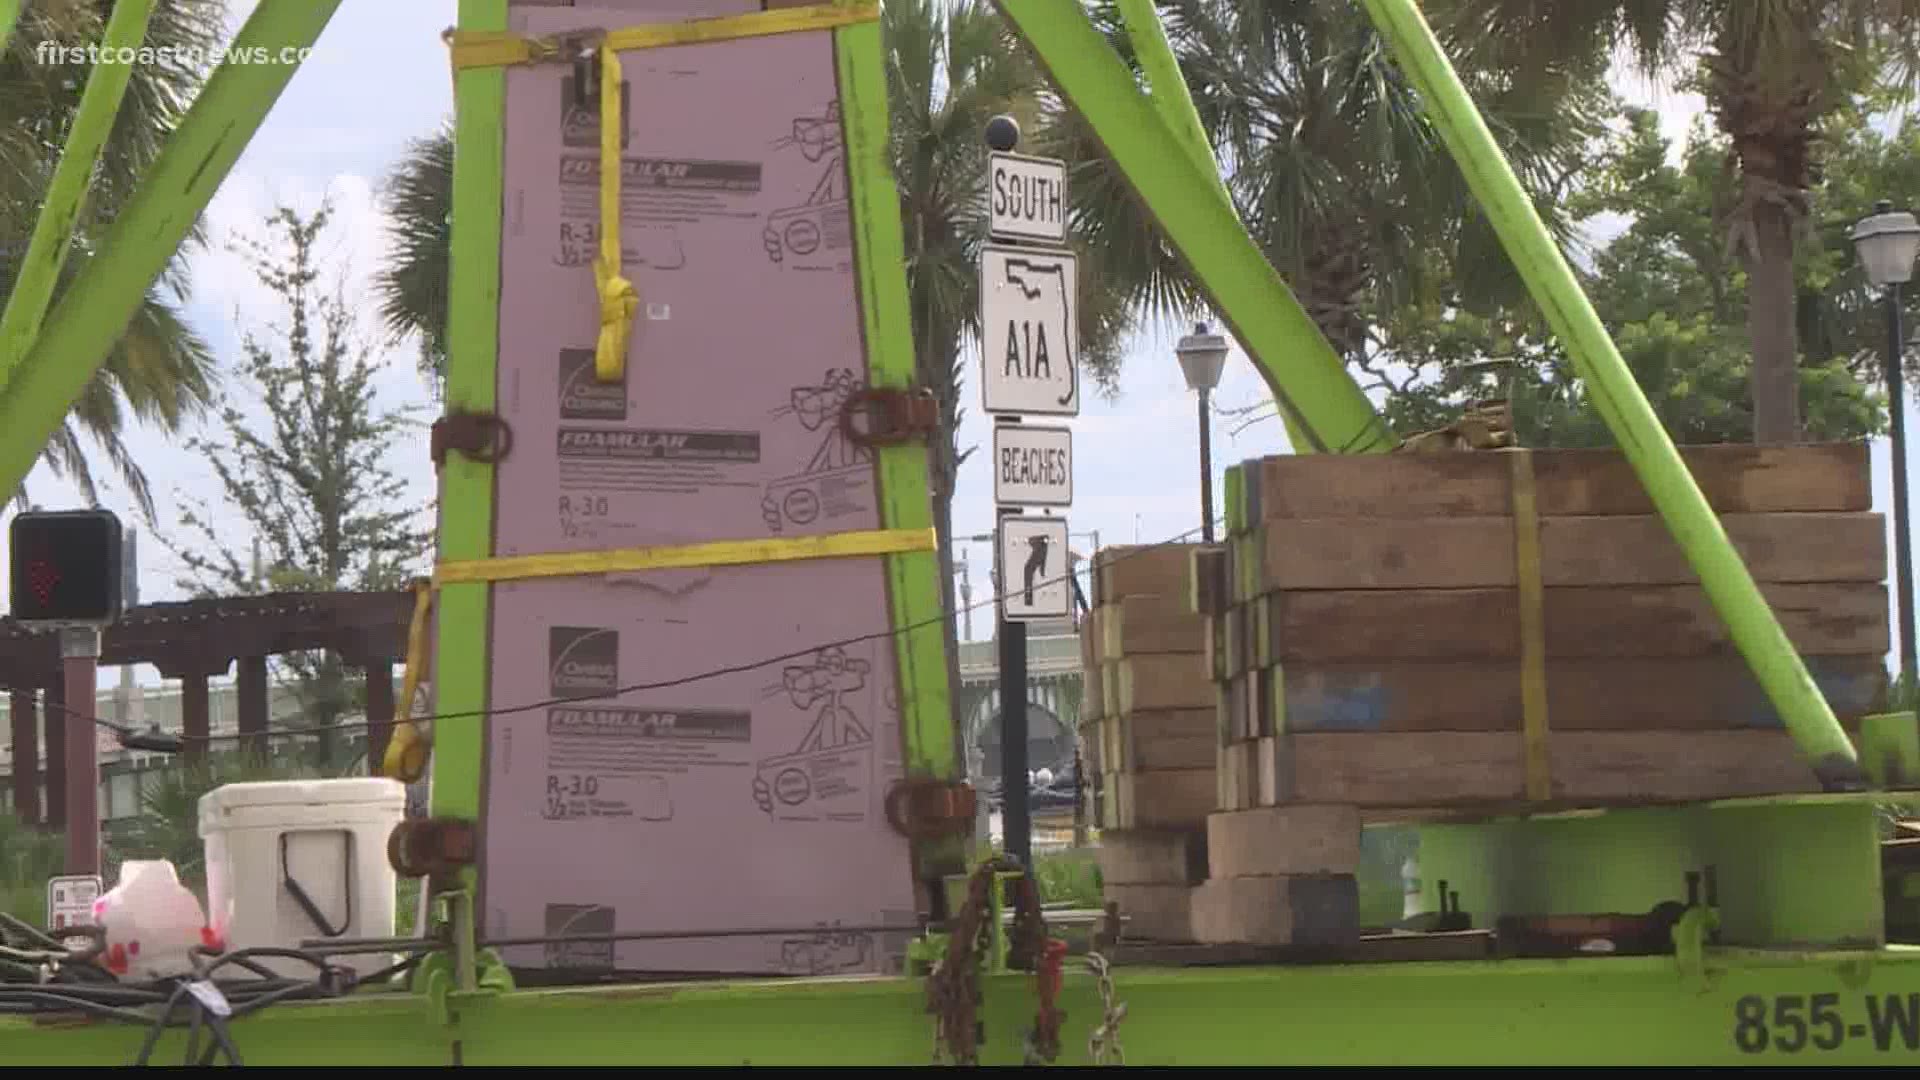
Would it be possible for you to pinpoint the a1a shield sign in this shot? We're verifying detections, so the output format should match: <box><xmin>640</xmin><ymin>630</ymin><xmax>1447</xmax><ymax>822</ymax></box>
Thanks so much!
<box><xmin>979</xmin><ymin>245</ymin><xmax>1078</xmax><ymax>418</ymax></box>
<box><xmin>997</xmin><ymin>515</ymin><xmax>1071</xmax><ymax>621</ymax></box>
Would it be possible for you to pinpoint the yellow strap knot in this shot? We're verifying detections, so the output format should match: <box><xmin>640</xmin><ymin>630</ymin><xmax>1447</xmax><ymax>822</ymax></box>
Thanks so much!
<box><xmin>594</xmin><ymin>263</ymin><xmax>638</xmax><ymax>383</ymax></box>
<box><xmin>593</xmin><ymin>42</ymin><xmax>634</xmax><ymax>384</ymax></box>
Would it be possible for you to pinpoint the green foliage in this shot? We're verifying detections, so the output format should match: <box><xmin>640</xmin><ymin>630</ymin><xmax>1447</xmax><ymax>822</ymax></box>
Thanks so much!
<box><xmin>371</xmin><ymin>119</ymin><xmax>454</xmax><ymax>390</ymax></box>
<box><xmin>1158</xmin><ymin>0</ymin><xmax>1614</xmax><ymax>362</ymax></box>
<box><xmin>0</xmin><ymin>812</ymin><xmax>66</xmax><ymax>927</ymax></box>
<box><xmin>1426</xmin><ymin>0</ymin><xmax>1920</xmax><ymax>442</ymax></box>
<box><xmin>1031</xmin><ymin>848</ymin><xmax>1102</xmax><ymax>908</ymax></box>
<box><xmin>164</xmin><ymin>201</ymin><xmax>433</xmax><ymax>765</ymax></box>
<box><xmin>1340</xmin><ymin>86</ymin><xmax>1916</xmax><ymax>447</ymax></box>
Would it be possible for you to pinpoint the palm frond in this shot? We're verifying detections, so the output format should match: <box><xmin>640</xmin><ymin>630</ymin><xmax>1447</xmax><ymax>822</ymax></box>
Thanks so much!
<box><xmin>372</xmin><ymin>120</ymin><xmax>455</xmax><ymax>383</ymax></box>
<box><xmin>0</xmin><ymin>0</ymin><xmax>231</xmax><ymax>507</ymax></box>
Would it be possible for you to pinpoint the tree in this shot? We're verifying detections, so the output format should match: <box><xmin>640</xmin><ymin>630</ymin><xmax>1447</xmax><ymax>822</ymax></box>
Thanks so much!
<box><xmin>1153</xmin><ymin>0</ymin><xmax>1614</xmax><ymax>363</ymax></box>
<box><xmin>371</xmin><ymin>119</ymin><xmax>452</xmax><ymax>389</ymax></box>
<box><xmin>1046</xmin><ymin>0</ymin><xmax>1612</xmax><ymax>445</ymax></box>
<box><xmin>1789</xmin><ymin>93</ymin><xmax>1920</xmax><ymax>388</ymax></box>
<box><xmin>167</xmin><ymin>201</ymin><xmax>433</xmax><ymax>765</ymax></box>
<box><xmin>1353</xmin><ymin>91</ymin><xmax>1902</xmax><ymax>448</ymax></box>
<box><xmin>1431</xmin><ymin>0</ymin><xmax>1920</xmax><ymax>443</ymax></box>
<box><xmin>0</xmin><ymin>0</ymin><xmax>229</xmax><ymax>514</ymax></box>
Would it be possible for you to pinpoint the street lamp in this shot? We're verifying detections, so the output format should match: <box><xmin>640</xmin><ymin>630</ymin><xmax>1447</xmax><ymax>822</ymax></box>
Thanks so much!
<box><xmin>1176</xmin><ymin>322</ymin><xmax>1229</xmax><ymax>543</ymax></box>
<box><xmin>1852</xmin><ymin>200</ymin><xmax>1920</xmax><ymax>684</ymax></box>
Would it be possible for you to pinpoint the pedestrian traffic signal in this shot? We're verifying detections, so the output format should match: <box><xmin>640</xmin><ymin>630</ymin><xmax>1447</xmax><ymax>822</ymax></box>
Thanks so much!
<box><xmin>7</xmin><ymin>510</ymin><xmax>124</xmax><ymax>625</ymax></box>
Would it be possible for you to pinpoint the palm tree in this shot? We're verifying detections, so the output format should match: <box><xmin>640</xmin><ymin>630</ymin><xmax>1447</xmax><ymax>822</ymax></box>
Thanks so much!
<box><xmin>1183</xmin><ymin>2</ymin><xmax>1606</xmax><ymax>362</ymax></box>
<box><xmin>1021</xmin><ymin>0</ymin><xmax>1609</xmax><ymax>436</ymax></box>
<box><xmin>373</xmin><ymin>120</ymin><xmax>451</xmax><ymax>388</ymax></box>
<box><xmin>1431</xmin><ymin>0</ymin><xmax>1920</xmax><ymax>444</ymax></box>
<box><xmin>0</xmin><ymin>0</ymin><xmax>225</xmax><ymax>516</ymax></box>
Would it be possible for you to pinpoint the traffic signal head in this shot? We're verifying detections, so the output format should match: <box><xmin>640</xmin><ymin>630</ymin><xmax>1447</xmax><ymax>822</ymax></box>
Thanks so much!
<box><xmin>8</xmin><ymin>510</ymin><xmax>124</xmax><ymax>625</ymax></box>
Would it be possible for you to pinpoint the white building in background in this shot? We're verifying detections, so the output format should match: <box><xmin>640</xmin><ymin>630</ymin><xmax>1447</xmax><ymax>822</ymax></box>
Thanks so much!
<box><xmin>0</xmin><ymin>678</ymin><xmax>374</xmax><ymax>828</ymax></box>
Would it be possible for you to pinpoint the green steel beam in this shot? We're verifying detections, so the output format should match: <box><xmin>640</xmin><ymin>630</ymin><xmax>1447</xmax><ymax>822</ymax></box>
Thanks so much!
<box><xmin>0</xmin><ymin>0</ymin><xmax>344</xmax><ymax>504</ymax></box>
<box><xmin>838</xmin><ymin>14</ymin><xmax>965</xmax><ymax>881</ymax></box>
<box><xmin>430</xmin><ymin>0</ymin><xmax>508</xmax><ymax>953</ymax></box>
<box><xmin>1355</xmin><ymin>0</ymin><xmax>1865</xmax><ymax>787</ymax></box>
<box><xmin>10</xmin><ymin>948</ymin><xmax>1920</xmax><ymax>1065</ymax></box>
<box><xmin>993</xmin><ymin>1</ymin><xmax>1395</xmax><ymax>456</ymax></box>
<box><xmin>837</xmin><ymin>21</ymin><xmax>956</xmax><ymax>781</ymax></box>
<box><xmin>1112</xmin><ymin>0</ymin><xmax>1232</xmax><ymax>217</ymax></box>
<box><xmin>0</xmin><ymin>0</ymin><xmax>156</xmax><ymax>396</ymax></box>
<box><xmin>0</xmin><ymin>0</ymin><xmax>19</xmax><ymax>56</ymax></box>
<box><xmin>1110</xmin><ymin>0</ymin><xmax>1316</xmax><ymax>453</ymax></box>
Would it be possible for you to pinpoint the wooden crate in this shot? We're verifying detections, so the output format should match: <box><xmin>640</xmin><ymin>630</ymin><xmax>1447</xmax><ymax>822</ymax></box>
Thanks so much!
<box><xmin>1077</xmin><ymin>559</ymin><xmax>1221</xmax><ymax>831</ymax></box>
<box><xmin>1199</xmin><ymin>441</ymin><xmax>1897</xmax><ymax>817</ymax></box>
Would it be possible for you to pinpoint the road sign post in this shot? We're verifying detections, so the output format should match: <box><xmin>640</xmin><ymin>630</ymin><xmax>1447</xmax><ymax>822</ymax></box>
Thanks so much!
<box><xmin>980</xmin><ymin>131</ymin><xmax>1078</xmax><ymax>871</ymax></box>
<box><xmin>994</xmin><ymin>503</ymin><xmax>1031</xmax><ymax>870</ymax></box>
<box><xmin>7</xmin><ymin>509</ymin><xmax>123</xmax><ymax>877</ymax></box>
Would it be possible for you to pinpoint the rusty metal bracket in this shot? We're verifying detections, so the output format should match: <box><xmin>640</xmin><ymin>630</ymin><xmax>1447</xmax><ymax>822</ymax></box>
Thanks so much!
<box><xmin>884</xmin><ymin>778</ymin><xmax>977</xmax><ymax>841</ymax></box>
<box><xmin>430</xmin><ymin>410</ymin><xmax>513</xmax><ymax>469</ymax></box>
<box><xmin>841</xmin><ymin>387</ymin><xmax>939</xmax><ymax>448</ymax></box>
<box><xmin>388</xmin><ymin>817</ymin><xmax>478</xmax><ymax>880</ymax></box>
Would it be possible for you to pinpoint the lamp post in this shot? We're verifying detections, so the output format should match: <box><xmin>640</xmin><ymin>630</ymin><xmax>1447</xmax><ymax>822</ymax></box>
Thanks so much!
<box><xmin>1852</xmin><ymin>201</ymin><xmax>1920</xmax><ymax>684</ymax></box>
<box><xmin>1176</xmin><ymin>322</ymin><xmax>1229</xmax><ymax>542</ymax></box>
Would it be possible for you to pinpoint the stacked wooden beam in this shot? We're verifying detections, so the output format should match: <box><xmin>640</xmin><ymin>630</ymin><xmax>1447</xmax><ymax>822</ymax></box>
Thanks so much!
<box><xmin>1081</xmin><ymin>544</ymin><xmax>1218</xmax><ymax>829</ymax></box>
<box><xmin>1080</xmin><ymin>544</ymin><xmax>1216</xmax><ymax>942</ymax></box>
<box><xmin>1203</xmin><ymin>441</ymin><xmax>1892</xmax><ymax>815</ymax></box>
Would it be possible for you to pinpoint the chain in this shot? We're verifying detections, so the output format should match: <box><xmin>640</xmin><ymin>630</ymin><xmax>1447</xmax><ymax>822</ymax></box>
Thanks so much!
<box><xmin>924</xmin><ymin>856</ymin><xmax>1064</xmax><ymax>1067</ymax></box>
<box><xmin>1021</xmin><ymin>938</ymin><xmax>1068</xmax><ymax>1065</ymax></box>
<box><xmin>926</xmin><ymin>858</ymin><xmax>1008</xmax><ymax>1065</ymax></box>
<box><xmin>1086</xmin><ymin>951</ymin><xmax>1128</xmax><ymax>1066</ymax></box>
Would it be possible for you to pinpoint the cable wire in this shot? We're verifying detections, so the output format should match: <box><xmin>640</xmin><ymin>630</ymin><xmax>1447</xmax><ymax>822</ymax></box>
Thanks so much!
<box><xmin>6</xmin><ymin>517</ymin><xmax>1222</xmax><ymax>745</ymax></box>
<box><xmin>2</xmin><ymin>910</ymin><xmax>429</xmax><ymax>1066</ymax></box>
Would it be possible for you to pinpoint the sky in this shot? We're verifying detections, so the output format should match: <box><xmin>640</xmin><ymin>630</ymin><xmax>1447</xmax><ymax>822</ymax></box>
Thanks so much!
<box><xmin>1</xmin><ymin>2</ymin><xmax>1914</xmax><ymax>684</ymax></box>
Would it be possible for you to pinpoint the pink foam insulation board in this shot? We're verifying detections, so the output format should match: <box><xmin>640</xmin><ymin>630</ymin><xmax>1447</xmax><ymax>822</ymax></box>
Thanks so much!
<box><xmin>482</xmin><ymin>3</ymin><xmax>920</xmax><ymax>977</ymax></box>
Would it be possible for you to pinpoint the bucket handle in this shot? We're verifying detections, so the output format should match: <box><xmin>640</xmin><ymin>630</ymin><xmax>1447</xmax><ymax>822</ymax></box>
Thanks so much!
<box><xmin>280</xmin><ymin>830</ymin><xmax>354</xmax><ymax>939</ymax></box>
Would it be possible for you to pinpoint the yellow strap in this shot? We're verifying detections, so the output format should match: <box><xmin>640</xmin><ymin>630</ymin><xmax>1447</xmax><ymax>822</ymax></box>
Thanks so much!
<box><xmin>382</xmin><ymin>579</ymin><xmax>436</xmax><ymax>782</ymax></box>
<box><xmin>378</xmin><ymin>527</ymin><xmax>925</xmax><ymax>781</ymax></box>
<box><xmin>444</xmin><ymin>5</ymin><xmax>881</xmax><ymax>381</ymax></box>
<box><xmin>594</xmin><ymin>42</ymin><xmax>637</xmax><ymax>383</ymax></box>
<box><xmin>1507</xmin><ymin>448</ymin><xmax>1551</xmax><ymax>801</ymax></box>
<box><xmin>434</xmin><ymin>526</ymin><xmax>935</xmax><ymax>586</ymax></box>
<box><xmin>444</xmin><ymin>3</ymin><xmax>881</xmax><ymax>71</ymax></box>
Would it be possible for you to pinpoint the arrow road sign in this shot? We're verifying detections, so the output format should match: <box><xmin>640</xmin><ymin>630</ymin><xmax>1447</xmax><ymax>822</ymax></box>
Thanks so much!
<box><xmin>988</xmin><ymin>152</ymin><xmax>1068</xmax><ymax>244</ymax></box>
<box><xmin>993</xmin><ymin>424</ymin><xmax>1073</xmax><ymax>508</ymax></box>
<box><xmin>998</xmin><ymin>515</ymin><xmax>1071</xmax><ymax>622</ymax></box>
<box><xmin>980</xmin><ymin>245</ymin><xmax>1078</xmax><ymax>418</ymax></box>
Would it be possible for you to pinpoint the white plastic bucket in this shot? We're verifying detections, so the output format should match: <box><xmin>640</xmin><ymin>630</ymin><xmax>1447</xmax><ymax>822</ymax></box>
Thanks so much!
<box><xmin>198</xmin><ymin>778</ymin><xmax>407</xmax><ymax>980</ymax></box>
